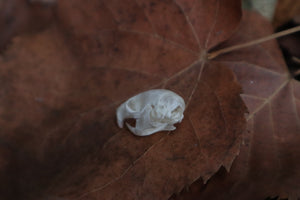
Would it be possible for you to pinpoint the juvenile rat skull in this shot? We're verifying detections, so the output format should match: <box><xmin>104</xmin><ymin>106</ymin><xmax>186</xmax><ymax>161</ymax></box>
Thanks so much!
<box><xmin>116</xmin><ymin>89</ymin><xmax>185</xmax><ymax>136</ymax></box>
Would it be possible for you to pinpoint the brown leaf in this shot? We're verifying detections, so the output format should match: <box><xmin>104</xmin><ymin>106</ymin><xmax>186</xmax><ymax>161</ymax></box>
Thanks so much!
<box><xmin>0</xmin><ymin>0</ymin><xmax>54</xmax><ymax>51</ymax></box>
<box><xmin>0</xmin><ymin>1</ymin><xmax>246</xmax><ymax>200</ymax></box>
<box><xmin>277</xmin><ymin>16</ymin><xmax>300</xmax><ymax>79</ymax></box>
<box><xmin>273</xmin><ymin>0</ymin><xmax>300</xmax><ymax>27</ymax></box>
<box><xmin>172</xmin><ymin>11</ymin><xmax>300</xmax><ymax>200</ymax></box>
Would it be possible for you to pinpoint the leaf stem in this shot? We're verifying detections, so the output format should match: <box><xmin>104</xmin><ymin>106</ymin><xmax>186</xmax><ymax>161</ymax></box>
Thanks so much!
<box><xmin>207</xmin><ymin>25</ymin><xmax>300</xmax><ymax>59</ymax></box>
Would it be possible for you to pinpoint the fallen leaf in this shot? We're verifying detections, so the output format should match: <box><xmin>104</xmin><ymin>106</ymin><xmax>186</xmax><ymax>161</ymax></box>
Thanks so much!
<box><xmin>171</xmin><ymin>11</ymin><xmax>300</xmax><ymax>200</ymax></box>
<box><xmin>0</xmin><ymin>0</ymin><xmax>247</xmax><ymax>200</ymax></box>
<box><xmin>273</xmin><ymin>0</ymin><xmax>300</xmax><ymax>27</ymax></box>
<box><xmin>277</xmin><ymin>16</ymin><xmax>300</xmax><ymax>79</ymax></box>
<box><xmin>0</xmin><ymin>0</ymin><xmax>54</xmax><ymax>51</ymax></box>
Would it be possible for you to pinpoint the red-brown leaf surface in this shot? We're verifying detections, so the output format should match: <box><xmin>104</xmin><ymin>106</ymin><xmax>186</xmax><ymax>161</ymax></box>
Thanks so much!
<box><xmin>0</xmin><ymin>1</ymin><xmax>247</xmax><ymax>200</ymax></box>
<box><xmin>172</xmin><ymin>12</ymin><xmax>300</xmax><ymax>200</ymax></box>
<box><xmin>0</xmin><ymin>0</ymin><xmax>54</xmax><ymax>51</ymax></box>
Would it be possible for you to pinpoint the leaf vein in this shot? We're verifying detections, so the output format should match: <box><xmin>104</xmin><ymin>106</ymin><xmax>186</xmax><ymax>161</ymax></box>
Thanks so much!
<box><xmin>173</xmin><ymin>0</ymin><xmax>201</xmax><ymax>50</ymax></box>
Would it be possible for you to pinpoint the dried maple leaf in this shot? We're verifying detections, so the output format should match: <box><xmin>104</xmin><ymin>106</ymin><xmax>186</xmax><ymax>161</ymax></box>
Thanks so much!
<box><xmin>172</xmin><ymin>11</ymin><xmax>300</xmax><ymax>200</ymax></box>
<box><xmin>277</xmin><ymin>16</ymin><xmax>300</xmax><ymax>79</ymax></box>
<box><xmin>0</xmin><ymin>0</ymin><xmax>54</xmax><ymax>51</ymax></box>
<box><xmin>0</xmin><ymin>0</ymin><xmax>247</xmax><ymax>200</ymax></box>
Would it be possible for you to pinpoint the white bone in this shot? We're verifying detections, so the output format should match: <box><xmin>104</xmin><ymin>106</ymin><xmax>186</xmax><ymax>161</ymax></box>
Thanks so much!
<box><xmin>116</xmin><ymin>89</ymin><xmax>185</xmax><ymax>136</ymax></box>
